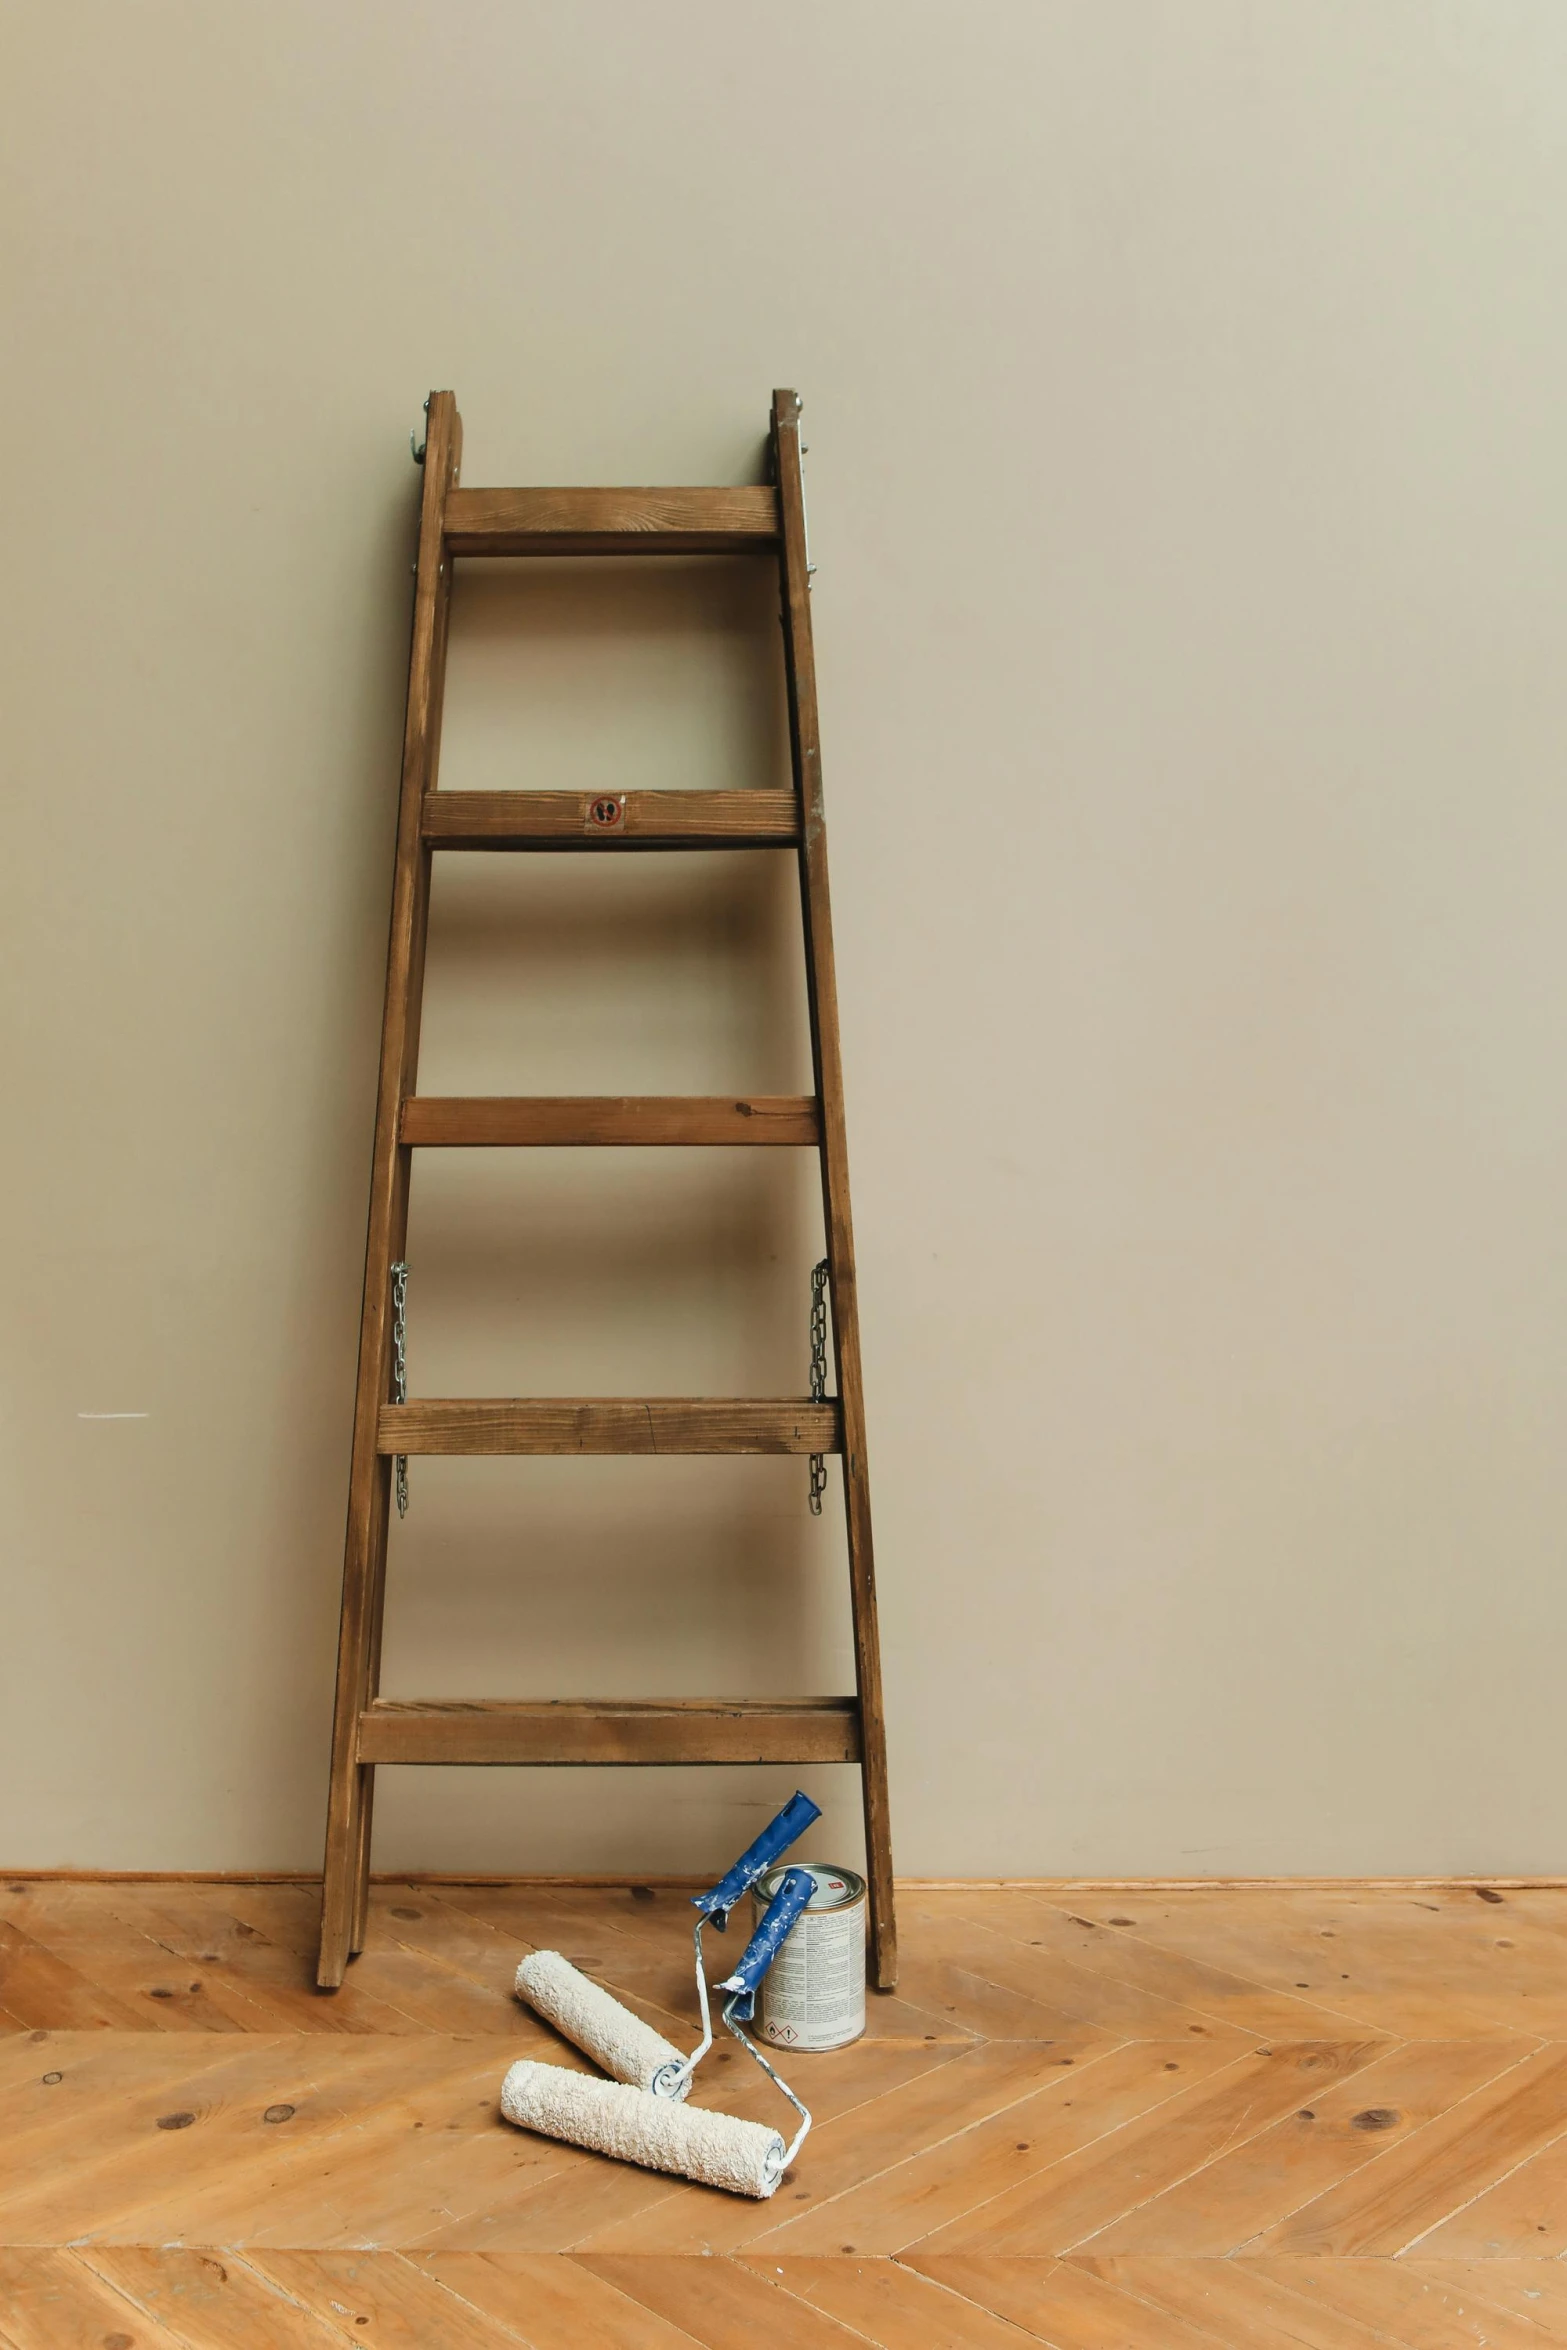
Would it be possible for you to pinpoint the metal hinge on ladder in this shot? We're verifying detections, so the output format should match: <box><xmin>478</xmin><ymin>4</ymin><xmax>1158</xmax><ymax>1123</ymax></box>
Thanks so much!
<box><xmin>390</xmin><ymin>1261</ymin><xmax>409</xmax><ymax>1517</ymax></box>
<box><xmin>808</xmin><ymin>1258</ymin><xmax>829</xmax><ymax>1514</ymax></box>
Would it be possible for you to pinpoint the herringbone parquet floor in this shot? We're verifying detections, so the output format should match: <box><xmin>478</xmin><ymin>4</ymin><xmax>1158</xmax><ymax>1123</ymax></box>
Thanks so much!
<box><xmin>2</xmin><ymin>1878</ymin><xmax>1565</xmax><ymax>2346</ymax></box>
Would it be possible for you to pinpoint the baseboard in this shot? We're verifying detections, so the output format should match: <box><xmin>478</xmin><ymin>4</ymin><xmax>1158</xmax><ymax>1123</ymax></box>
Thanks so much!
<box><xmin>3</xmin><ymin>1868</ymin><xmax>1564</xmax><ymax>1891</ymax></box>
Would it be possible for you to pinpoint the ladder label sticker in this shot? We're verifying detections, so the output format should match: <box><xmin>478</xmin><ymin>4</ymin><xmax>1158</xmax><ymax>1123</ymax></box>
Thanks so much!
<box><xmin>585</xmin><ymin>795</ymin><xmax>626</xmax><ymax>832</ymax></box>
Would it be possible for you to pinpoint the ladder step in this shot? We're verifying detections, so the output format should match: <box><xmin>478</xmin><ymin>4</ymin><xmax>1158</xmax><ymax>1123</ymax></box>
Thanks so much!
<box><xmin>401</xmin><ymin>1096</ymin><xmax>821</xmax><ymax>1147</ymax></box>
<box><xmin>445</xmin><ymin>485</ymin><xmax>779</xmax><ymax>555</ymax></box>
<box><xmin>379</xmin><ymin>1400</ymin><xmax>841</xmax><ymax>1456</ymax></box>
<box><xmin>422</xmin><ymin>790</ymin><xmax>800</xmax><ymax>850</ymax></box>
<box><xmin>356</xmin><ymin>1697</ymin><xmax>863</xmax><ymax>1766</ymax></box>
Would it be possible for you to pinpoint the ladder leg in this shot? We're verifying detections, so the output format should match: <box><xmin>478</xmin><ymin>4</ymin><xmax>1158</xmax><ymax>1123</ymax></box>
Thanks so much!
<box><xmin>321</xmin><ymin>1768</ymin><xmax>369</xmax><ymax>1983</ymax></box>
<box><xmin>318</xmin><ymin>392</ymin><xmax>461</xmax><ymax>1989</ymax></box>
<box><xmin>772</xmin><ymin>389</ymin><xmax>898</xmax><ymax>1991</ymax></box>
<box><xmin>320</xmin><ymin>1455</ymin><xmax>392</xmax><ymax>1984</ymax></box>
<box><xmin>843</xmin><ymin>1425</ymin><xmax>897</xmax><ymax>1991</ymax></box>
<box><xmin>349</xmin><ymin>1512</ymin><xmax>392</xmax><ymax>1955</ymax></box>
<box><xmin>349</xmin><ymin>1765</ymin><xmax>376</xmax><ymax>1953</ymax></box>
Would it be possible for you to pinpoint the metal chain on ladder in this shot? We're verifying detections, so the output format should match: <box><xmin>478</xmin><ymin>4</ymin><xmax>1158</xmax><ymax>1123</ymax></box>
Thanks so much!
<box><xmin>390</xmin><ymin>1261</ymin><xmax>409</xmax><ymax>1518</ymax></box>
<box><xmin>808</xmin><ymin>1258</ymin><xmax>829</xmax><ymax>1515</ymax></box>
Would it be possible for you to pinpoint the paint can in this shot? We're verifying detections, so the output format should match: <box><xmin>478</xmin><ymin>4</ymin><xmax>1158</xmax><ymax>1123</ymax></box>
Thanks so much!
<box><xmin>751</xmin><ymin>1863</ymin><xmax>866</xmax><ymax>2051</ymax></box>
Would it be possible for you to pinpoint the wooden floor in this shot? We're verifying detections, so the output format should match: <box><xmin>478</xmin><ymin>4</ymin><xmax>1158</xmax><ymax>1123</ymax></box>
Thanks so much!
<box><xmin>2</xmin><ymin>1879</ymin><xmax>1566</xmax><ymax>2346</ymax></box>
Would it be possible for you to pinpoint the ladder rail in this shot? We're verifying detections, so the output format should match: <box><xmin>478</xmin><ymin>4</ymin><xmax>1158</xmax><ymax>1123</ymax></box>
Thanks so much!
<box><xmin>319</xmin><ymin>391</ymin><xmax>460</xmax><ymax>1986</ymax></box>
<box><xmin>772</xmin><ymin>391</ymin><xmax>898</xmax><ymax>1990</ymax></box>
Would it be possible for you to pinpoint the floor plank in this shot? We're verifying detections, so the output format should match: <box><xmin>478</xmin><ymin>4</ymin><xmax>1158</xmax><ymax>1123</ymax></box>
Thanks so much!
<box><xmin>1255</xmin><ymin>2042</ymin><xmax>1567</xmax><ymax>2255</ymax></box>
<box><xmin>906</xmin><ymin>2253</ymin><xmax>1239</xmax><ymax>2347</ymax></box>
<box><xmin>576</xmin><ymin>2256</ymin><xmax>871</xmax><ymax>2347</ymax></box>
<box><xmin>1078</xmin><ymin>2039</ymin><xmax>1535</xmax><ymax>2254</ymax></box>
<box><xmin>1408</xmin><ymin>2125</ymin><xmax>1567</xmax><ymax>2257</ymax></box>
<box><xmin>891</xmin><ymin>1903</ymin><xmax>1256</xmax><ymax>2048</ymax></box>
<box><xmin>0</xmin><ymin>2031</ymin><xmax>262</xmax><ymax>2166</ymax></box>
<box><xmin>0</xmin><ymin>2247</ymin><xmax>184</xmax><ymax>2350</ymax></box>
<box><xmin>414</xmin><ymin>2252</ymin><xmax>706</xmax><ymax>2347</ymax></box>
<box><xmin>1066</xmin><ymin>2256</ymin><xmax>1398</xmax><ymax>2347</ymax></box>
<box><xmin>755</xmin><ymin>2253</ymin><xmax>1053</xmax><ymax>2346</ymax></box>
<box><xmin>88</xmin><ymin>1887</ymin><xmax>448</xmax><ymax>2037</ymax></box>
<box><xmin>754</xmin><ymin>2036</ymin><xmax>1247</xmax><ymax>2258</ymax></box>
<box><xmin>1061</xmin><ymin>1886</ymin><xmax>1567</xmax><ymax>2041</ymax></box>
<box><xmin>905</xmin><ymin>1890</ymin><xmax>1361</xmax><ymax>2041</ymax></box>
<box><xmin>913</xmin><ymin>2042</ymin><xmax>1387</xmax><ymax>2257</ymax></box>
<box><xmin>1402</xmin><ymin>2258</ymin><xmax>1567</xmax><ymax>2340</ymax></box>
<box><xmin>245</xmin><ymin>2249</ymin><xmax>533</xmax><ymax>2343</ymax></box>
<box><xmin>84</xmin><ymin>2248</ymin><xmax>356</xmax><ymax>2348</ymax></box>
<box><xmin>0</xmin><ymin>1918</ymin><xmax>153</xmax><ymax>2033</ymax></box>
<box><xmin>99</xmin><ymin>2044</ymin><xmax>539</xmax><ymax>2249</ymax></box>
<box><xmin>1245</xmin><ymin>2251</ymin><xmax>1557</xmax><ymax>2347</ymax></box>
<box><xmin>0</xmin><ymin>2038</ymin><xmax>488</xmax><ymax>2246</ymax></box>
<box><xmin>0</xmin><ymin>2037</ymin><xmax>309</xmax><ymax>2241</ymax></box>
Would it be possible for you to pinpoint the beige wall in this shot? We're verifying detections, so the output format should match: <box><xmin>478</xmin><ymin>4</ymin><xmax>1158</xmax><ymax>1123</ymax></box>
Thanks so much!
<box><xmin>6</xmin><ymin>1</ymin><xmax>1567</xmax><ymax>1879</ymax></box>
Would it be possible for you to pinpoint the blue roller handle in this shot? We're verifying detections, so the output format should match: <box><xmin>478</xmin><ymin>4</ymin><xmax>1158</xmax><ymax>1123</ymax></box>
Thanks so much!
<box><xmin>716</xmin><ymin>1866</ymin><xmax>815</xmax><ymax>2020</ymax></box>
<box><xmin>693</xmin><ymin>1789</ymin><xmax>821</xmax><ymax>1927</ymax></box>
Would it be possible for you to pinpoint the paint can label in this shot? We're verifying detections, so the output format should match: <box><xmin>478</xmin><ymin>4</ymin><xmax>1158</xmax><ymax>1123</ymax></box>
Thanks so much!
<box><xmin>752</xmin><ymin>1863</ymin><xmax>866</xmax><ymax>2051</ymax></box>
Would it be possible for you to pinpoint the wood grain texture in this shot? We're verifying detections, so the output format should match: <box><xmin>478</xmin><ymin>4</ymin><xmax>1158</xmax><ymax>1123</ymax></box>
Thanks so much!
<box><xmin>421</xmin><ymin>789</ymin><xmax>800</xmax><ymax>848</ymax></box>
<box><xmin>750</xmin><ymin>2037</ymin><xmax>1254</xmax><ymax>2260</ymax></box>
<box><xmin>910</xmin><ymin>2256</ymin><xmax>1292</xmax><ymax>2348</ymax></box>
<box><xmin>354</xmin><ymin>1698</ymin><xmax>863</xmax><ymax>1767</ymax></box>
<box><xmin>1078</xmin><ymin>2035</ymin><xmax>1535</xmax><ymax>2255</ymax></box>
<box><xmin>1403</xmin><ymin>2258</ymin><xmax>1567</xmax><ymax>2335</ymax></box>
<box><xmin>756</xmin><ymin>2254</ymin><xmax>1079</xmax><ymax>2348</ymax></box>
<box><xmin>401</xmin><ymin>1096</ymin><xmax>821</xmax><ymax>1147</ymax></box>
<box><xmin>1413</xmin><ymin>2124</ymin><xmax>1567</xmax><ymax>2256</ymax></box>
<box><xmin>574</xmin><ymin>2256</ymin><xmax>869</xmax><ymax>2347</ymax></box>
<box><xmin>318</xmin><ymin>389</ymin><xmax>461</xmax><ymax>1991</ymax></box>
<box><xmin>0</xmin><ymin>2247</ymin><xmax>188</xmax><ymax>2348</ymax></box>
<box><xmin>444</xmin><ymin>483</ymin><xmax>778</xmax><ymax>553</ymax></box>
<box><xmin>1060</xmin><ymin>1880</ymin><xmax>1567</xmax><ymax>2039</ymax></box>
<box><xmin>84</xmin><ymin>2247</ymin><xmax>353</xmax><ymax>2347</ymax></box>
<box><xmin>376</xmin><ymin>1399</ymin><xmax>841</xmax><ymax>1456</ymax></box>
<box><xmin>1254</xmin><ymin>2040</ymin><xmax>1567</xmax><ymax>2256</ymax></box>
<box><xmin>3</xmin><ymin>1881</ymin><xmax>1563</xmax><ymax>2344</ymax></box>
<box><xmin>246</xmin><ymin>2249</ymin><xmax>527</xmax><ymax>2346</ymax></box>
<box><xmin>414</xmin><ymin>2251</ymin><xmax>706</xmax><ymax>2346</ymax></box>
<box><xmin>772</xmin><ymin>389</ymin><xmax>897</xmax><ymax>1994</ymax></box>
<box><xmin>1244</xmin><ymin>2252</ymin><xmax>1562</xmax><ymax>2346</ymax></box>
<box><xmin>1056</xmin><ymin>2255</ymin><xmax>1402</xmax><ymax>2347</ymax></box>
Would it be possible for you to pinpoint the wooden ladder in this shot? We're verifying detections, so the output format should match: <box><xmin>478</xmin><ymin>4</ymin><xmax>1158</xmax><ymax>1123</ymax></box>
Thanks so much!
<box><xmin>317</xmin><ymin>390</ymin><xmax>896</xmax><ymax>1993</ymax></box>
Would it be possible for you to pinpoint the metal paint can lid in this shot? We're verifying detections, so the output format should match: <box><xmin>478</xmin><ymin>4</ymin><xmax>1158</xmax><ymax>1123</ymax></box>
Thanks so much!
<box><xmin>755</xmin><ymin>1862</ymin><xmax>864</xmax><ymax>1913</ymax></box>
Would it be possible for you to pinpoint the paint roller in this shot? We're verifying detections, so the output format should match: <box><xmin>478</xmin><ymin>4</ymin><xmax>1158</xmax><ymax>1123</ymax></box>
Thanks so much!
<box><xmin>512</xmin><ymin>1789</ymin><xmax>820</xmax><ymax>2094</ymax></box>
<box><xmin>504</xmin><ymin>1863</ymin><xmax>817</xmax><ymax>2197</ymax></box>
<box><xmin>513</xmin><ymin>1948</ymin><xmax>693</xmax><ymax>2097</ymax></box>
<box><xmin>505</xmin><ymin>1795</ymin><xmax>823</xmax><ymax>2197</ymax></box>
